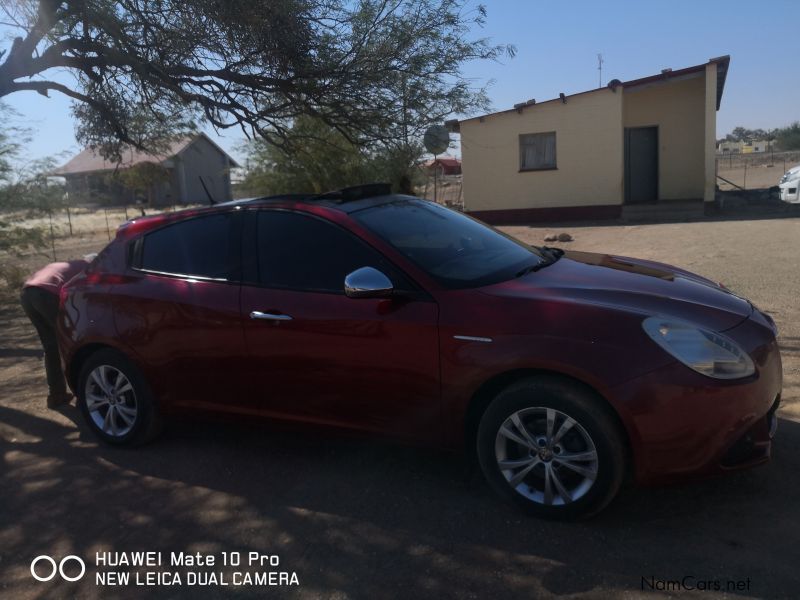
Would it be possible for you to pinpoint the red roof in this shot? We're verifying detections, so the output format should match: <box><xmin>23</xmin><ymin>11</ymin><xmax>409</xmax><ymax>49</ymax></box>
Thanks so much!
<box><xmin>430</xmin><ymin>157</ymin><xmax>461</xmax><ymax>167</ymax></box>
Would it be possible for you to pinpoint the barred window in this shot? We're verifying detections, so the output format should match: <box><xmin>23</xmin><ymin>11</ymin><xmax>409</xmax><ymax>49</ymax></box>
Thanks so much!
<box><xmin>519</xmin><ymin>132</ymin><xmax>557</xmax><ymax>171</ymax></box>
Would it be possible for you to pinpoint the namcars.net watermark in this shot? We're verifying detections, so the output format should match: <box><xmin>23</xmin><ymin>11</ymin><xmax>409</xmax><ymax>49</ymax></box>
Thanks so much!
<box><xmin>30</xmin><ymin>551</ymin><xmax>300</xmax><ymax>588</ymax></box>
<box><xmin>642</xmin><ymin>575</ymin><xmax>752</xmax><ymax>593</ymax></box>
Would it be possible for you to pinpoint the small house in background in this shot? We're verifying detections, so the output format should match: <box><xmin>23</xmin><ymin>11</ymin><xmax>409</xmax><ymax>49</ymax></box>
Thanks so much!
<box><xmin>452</xmin><ymin>56</ymin><xmax>730</xmax><ymax>223</ymax></box>
<box><xmin>425</xmin><ymin>156</ymin><xmax>462</xmax><ymax>177</ymax></box>
<box><xmin>717</xmin><ymin>139</ymin><xmax>772</xmax><ymax>154</ymax></box>
<box><xmin>53</xmin><ymin>133</ymin><xmax>239</xmax><ymax>207</ymax></box>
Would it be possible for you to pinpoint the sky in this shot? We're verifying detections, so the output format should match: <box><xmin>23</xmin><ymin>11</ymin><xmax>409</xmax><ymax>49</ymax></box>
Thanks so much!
<box><xmin>2</xmin><ymin>0</ymin><xmax>799</xmax><ymax>167</ymax></box>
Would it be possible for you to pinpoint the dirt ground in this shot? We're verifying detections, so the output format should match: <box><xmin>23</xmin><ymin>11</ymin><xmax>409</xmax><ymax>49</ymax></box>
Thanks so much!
<box><xmin>2</xmin><ymin>212</ymin><xmax>800</xmax><ymax>599</ymax></box>
<box><xmin>716</xmin><ymin>163</ymin><xmax>787</xmax><ymax>191</ymax></box>
<box><xmin>715</xmin><ymin>152</ymin><xmax>800</xmax><ymax>191</ymax></box>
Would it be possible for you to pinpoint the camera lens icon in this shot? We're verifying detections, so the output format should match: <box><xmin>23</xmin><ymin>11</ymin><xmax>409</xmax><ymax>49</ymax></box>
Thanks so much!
<box><xmin>30</xmin><ymin>555</ymin><xmax>86</xmax><ymax>582</ymax></box>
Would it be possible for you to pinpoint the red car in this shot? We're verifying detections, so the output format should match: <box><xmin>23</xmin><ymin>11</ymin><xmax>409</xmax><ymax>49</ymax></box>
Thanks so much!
<box><xmin>58</xmin><ymin>185</ymin><xmax>782</xmax><ymax>519</ymax></box>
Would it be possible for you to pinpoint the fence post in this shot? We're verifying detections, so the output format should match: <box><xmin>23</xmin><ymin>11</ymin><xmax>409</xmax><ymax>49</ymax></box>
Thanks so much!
<box><xmin>104</xmin><ymin>208</ymin><xmax>111</xmax><ymax>240</ymax></box>
<box><xmin>434</xmin><ymin>158</ymin><xmax>438</xmax><ymax>205</ymax></box>
<box><xmin>66</xmin><ymin>205</ymin><xmax>73</xmax><ymax>236</ymax></box>
<box><xmin>48</xmin><ymin>209</ymin><xmax>57</xmax><ymax>261</ymax></box>
<box><xmin>743</xmin><ymin>160</ymin><xmax>747</xmax><ymax>190</ymax></box>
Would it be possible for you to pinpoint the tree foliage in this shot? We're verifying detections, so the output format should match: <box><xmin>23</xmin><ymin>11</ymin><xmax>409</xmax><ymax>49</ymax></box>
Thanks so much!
<box><xmin>0</xmin><ymin>102</ymin><xmax>27</xmax><ymax>188</ymax></box>
<box><xmin>719</xmin><ymin>123</ymin><xmax>800</xmax><ymax>151</ymax></box>
<box><xmin>722</xmin><ymin>127</ymin><xmax>770</xmax><ymax>143</ymax></box>
<box><xmin>1</xmin><ymin>105</ymin><xmax>61</xmax><ymax>257</ymax></box>
<box><xmin>110</xmin><ymin>161</ymin><xmax>171</xmax><ymax>204</ymax></box>
<box><xmin>0</xmin><ymin>0</ymin><xmax>511</xmax><ymax>160</ymax></box>
<box><xmin>775</xmin><ymin>122</ymin><xmax>800</xmax><ymax>151</ymax></box>
<box><xmin>240</xmin><ymin>115</ymin><xmax>425</xmax><ymax>196</ymax></box>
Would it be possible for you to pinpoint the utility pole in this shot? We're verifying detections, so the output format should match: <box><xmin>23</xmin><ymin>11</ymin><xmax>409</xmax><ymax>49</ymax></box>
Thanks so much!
<box><xmin>597</xmin><ymin>53</ymin><xmax>604</xmax><ymax>88</ymax></box>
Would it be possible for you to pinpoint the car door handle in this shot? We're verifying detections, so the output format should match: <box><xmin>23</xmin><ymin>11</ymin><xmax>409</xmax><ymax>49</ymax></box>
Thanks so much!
<box><xmin>250</xmin><ymin>310</ymin><xmax>293</xmax><ymax>321</ymax></box>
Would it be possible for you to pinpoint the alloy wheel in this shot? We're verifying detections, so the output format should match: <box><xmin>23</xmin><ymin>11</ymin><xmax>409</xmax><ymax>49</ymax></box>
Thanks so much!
<box><xmin>84</xmin><ymin>364</ymin><xmax>138</xmax><ymax>437</ymax></box>
<box><xmin>494</xmin><ymin>407</ymin><xmax>599</xmax><ymax>506</ymax></box>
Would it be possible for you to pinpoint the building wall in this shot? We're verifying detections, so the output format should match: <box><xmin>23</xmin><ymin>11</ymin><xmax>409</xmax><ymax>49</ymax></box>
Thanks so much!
<box><xmin>145</xmin><ymin>163</ymin><xmax>177</xmax><ymax>207</ymax></box>
<box><xmin>704</xmin><ymin>64</ymin><xmax>717</xmax><ymax>203</ymax></box>
<box><xmin>622</xmin><ymin>74</ymin><xmax>706</xmax><ymax>201</ymax></box>
<box><xmin>460</xmin><ymin>88</ymin><xmax>624</xmax><ymax>217</ymax></box>
<box><xmin>64</xmin><ymin>173</ymin><xmax>135</xmax><ymax>206</ymax></box>
<box><xmin>718</xmin><ymin>140</ymin><xmax>769</xmax><ymax>154</ymax></box>
<box><xmin>176</xmin><ymin>136</ymin><xmax>233</xmax><ymax>204</ymax></box>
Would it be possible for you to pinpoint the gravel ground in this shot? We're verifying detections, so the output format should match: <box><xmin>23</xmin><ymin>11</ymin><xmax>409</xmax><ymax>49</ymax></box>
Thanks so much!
<box><xmin>1</xmin><ymin>213</ymin><xmax>799</xmax><ymax>599</ymax></box>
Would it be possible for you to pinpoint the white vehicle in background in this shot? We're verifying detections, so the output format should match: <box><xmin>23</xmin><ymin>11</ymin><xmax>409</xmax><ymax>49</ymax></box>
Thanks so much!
<box><xmin>778</xmin><ymin>165</ymin><xmax>800</xmax><ymax>203</ymax></box>
<box><xmin>780</xmin><ymin>180</ymin><xmax>799</xmax><ymax>203</ymax></box>
<box><xmin>779</xmin><ymin>165</ymin><xmax>800</xmax><ymax>185</ymax></box>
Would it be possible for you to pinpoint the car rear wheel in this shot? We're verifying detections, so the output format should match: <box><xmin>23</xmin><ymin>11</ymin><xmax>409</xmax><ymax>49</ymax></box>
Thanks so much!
<box><xmin>477</xmin><ymin>376</ymin><xmax>626</xmax><ymax>519</ymax></box>
<box><xmin>77</xmin><ymin>349</ymin><xmax>162</xmax><ymax>446</ymax></box>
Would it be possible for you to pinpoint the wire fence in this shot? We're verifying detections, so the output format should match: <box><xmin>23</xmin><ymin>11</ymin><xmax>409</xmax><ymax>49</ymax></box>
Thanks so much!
<box><xmin>715</xmin><ymin>150</ymin><xmax>800</xmax><ymax>192</ymax></box>
<box><xmin>716</xmin><ymin>150</ymin><xmax>800</xmax><ymax>171</ymax></box>
<box><xmin>416</xmin><ymin>174</ymin><xmax>463</xmax><ymax>210</ymax></box>
<box><xmin>5</xmin><ymin>173</ymin><xmax>468</xmax><ymax>270</ymax></box>
<box><xmin>2</xmin><ymin>203</ymin><xmax>200</xmax><ymax>264</ymax></box>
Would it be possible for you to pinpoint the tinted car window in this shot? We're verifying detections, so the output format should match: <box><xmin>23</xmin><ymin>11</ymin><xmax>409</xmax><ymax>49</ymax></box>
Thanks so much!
<box><xmin>352</xmin><ymin>199</ymin><xmax>544</xmax><ymax>288</ymax></box>
<box><xmin>257</xmin><ymin>211</ymin><xmax>406</xmax><ymax>293</ymax></box>
<box><xmin>140</xmin><ymin>213</ymin><xmax>234</xmax><ymax>279</ymax></box>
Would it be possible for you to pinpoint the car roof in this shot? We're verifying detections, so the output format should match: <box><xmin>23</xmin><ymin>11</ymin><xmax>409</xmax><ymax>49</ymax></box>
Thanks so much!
<box><xmin>219</xmin><ymin>184</ymin><xmax>418</xmax><ymax>214</ymax></box>
<box><xmin>229</xmin><ymin>193</ymin><xmax>415</xmax><ymax>214</ymax></box>
<box><xmin>117</xmin><ymin>185</ymin><xmax>418</xmax><ymax>239</ymax></box>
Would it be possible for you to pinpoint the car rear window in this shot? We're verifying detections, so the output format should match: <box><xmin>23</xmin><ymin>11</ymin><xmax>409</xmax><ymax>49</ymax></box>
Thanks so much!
<box><xmin>138</xmin><ymin>213</ymin><xmax>235</xmax><ymax>279</ymax></box>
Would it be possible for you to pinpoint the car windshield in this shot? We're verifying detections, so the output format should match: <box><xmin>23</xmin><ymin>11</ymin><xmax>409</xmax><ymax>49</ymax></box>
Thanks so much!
<box><xmin>353</xmin><ymin>199</ymin><xmax>545</xmax><ymax>288</ymax></box>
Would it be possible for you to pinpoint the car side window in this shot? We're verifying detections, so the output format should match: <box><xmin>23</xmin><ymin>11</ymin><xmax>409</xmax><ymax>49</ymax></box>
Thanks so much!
<box><xmin>138</xmin><ymin>213</ymin><xmax>235</xmax><ymax>280</ymax></box>
<box><xmin>256</xmin><ymin>210</ymin><xmax>409</xmax><ymax>293</ymax></box>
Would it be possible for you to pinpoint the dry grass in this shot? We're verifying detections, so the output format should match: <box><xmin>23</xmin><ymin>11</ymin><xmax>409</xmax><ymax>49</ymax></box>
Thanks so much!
<box><xmin>0</xmin><ymin>205</ymin><xmax>203</xmax><ymax>275</ymax></box>
<box><xmin>716</xmin><ymin>152</ymin><xmax>800</xmax><ymax>191</ymax></box>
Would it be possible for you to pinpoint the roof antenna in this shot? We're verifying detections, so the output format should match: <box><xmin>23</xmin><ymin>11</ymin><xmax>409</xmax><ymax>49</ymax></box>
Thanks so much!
<box><xmin>597</xmin><ymin>53</ymin><xmax>604</xmax><ymax>88</ymax></box>
<box><xmin>199</xmin><ymin>176</ymin><xmax>217</xmax><ymax>205</ymax></box>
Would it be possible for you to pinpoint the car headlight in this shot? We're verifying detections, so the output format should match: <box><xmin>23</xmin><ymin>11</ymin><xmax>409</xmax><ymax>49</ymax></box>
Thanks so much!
<box><xmin>642</xmin><ymin>317</ymin><xmax>755</xmax><ymax>379</ymax></box>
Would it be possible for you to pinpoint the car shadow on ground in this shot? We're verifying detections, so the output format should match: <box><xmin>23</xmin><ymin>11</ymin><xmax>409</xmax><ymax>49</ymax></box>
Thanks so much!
<box><xmin>1</xmin><ymin>401</ymin><xmax>799</xmax><ymax>599</ymax></box>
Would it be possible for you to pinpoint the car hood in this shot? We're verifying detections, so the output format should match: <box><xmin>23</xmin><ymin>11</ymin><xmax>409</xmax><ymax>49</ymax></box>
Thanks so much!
<box><xmin>780</xmin><ymin>168</ymin><xmax>800</xmax><ymax>184</ymax></box>
<box><xmin>479</xmin><ymin>250</ymin><xmax>752</xmax><ymax>331</ymax></box>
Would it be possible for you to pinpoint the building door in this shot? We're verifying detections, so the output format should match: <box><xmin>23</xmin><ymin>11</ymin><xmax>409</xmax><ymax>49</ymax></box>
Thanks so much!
<box><xmin>625</xmin><ymin>127</ymin><xmax>658</xmax><ymax>204</ymax></box>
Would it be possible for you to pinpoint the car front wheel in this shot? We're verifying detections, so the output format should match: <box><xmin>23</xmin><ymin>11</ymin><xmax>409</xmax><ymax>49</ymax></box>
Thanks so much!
<box><xmin>477</xmin><ymin>376</ymin><xmax>626</xmax><ymax>519</ymax></box>
<box><xmin>77</xmin><ymin>349</ymin><xmax>162</xmax><ymax>446</ymax></box>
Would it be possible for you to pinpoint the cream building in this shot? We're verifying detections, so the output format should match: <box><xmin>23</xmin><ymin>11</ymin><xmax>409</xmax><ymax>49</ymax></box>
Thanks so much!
<box><xmin>453</xmin><ymin>56</ymin><xmax>729</xmax><ymax>223</ymax></box>
<box><xmin>718</xmin><ymin>139</ymin><xmax>772</xmax><ymax>154</ymax></box>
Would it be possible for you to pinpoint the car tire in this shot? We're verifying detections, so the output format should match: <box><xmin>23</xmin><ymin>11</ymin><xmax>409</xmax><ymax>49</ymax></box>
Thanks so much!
<box><xmin>77</xmin><ymin>348</ymin><xmax>162</xmax><ymax>446</ymax></box>
<box><xmin>477</xmin><ymin>376</ymin><xmax>626</xmax><ymax>519</ymax></box>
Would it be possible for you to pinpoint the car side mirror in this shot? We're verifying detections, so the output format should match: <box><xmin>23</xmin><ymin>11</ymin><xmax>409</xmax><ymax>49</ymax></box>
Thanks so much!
<box><xmin>344</xmin><ymin>267</ymin><xmax>394</xmax><ymax>299</ymax></box>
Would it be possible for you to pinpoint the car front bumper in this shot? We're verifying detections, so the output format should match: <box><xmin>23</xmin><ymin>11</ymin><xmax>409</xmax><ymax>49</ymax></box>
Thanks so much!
<box><xmin>780</xmin><ymin>184</ymin><xmax>799</xmax><ymax>203</ymax></box>
<box><xmin>608</xmin><ymin>314</ymin><xmax>782</xmax><ymax>485</ymax></box>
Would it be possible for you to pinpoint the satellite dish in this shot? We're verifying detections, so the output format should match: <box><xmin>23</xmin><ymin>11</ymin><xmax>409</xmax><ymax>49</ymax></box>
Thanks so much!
<box><xmin>424</xmin><ymin>125</ymin><xmax>450</xmax><ymax>155</ymax></box>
